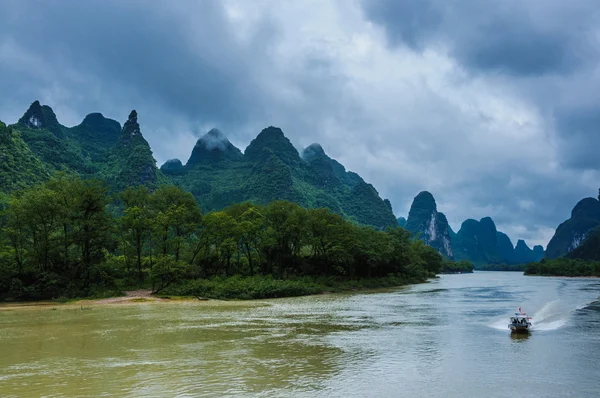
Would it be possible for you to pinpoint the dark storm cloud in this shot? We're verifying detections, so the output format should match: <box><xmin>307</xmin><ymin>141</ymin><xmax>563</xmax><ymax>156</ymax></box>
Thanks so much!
<box><xmin>555</xmin><ymin>106</ymin><xmax>600</xmax><ymax>169</ymax></box>
<box><xmin>361</xmin><ymin>0</ymin><xmax>441</xmax><ymax>49</ymax></box>
<box><xmin>0</xmin><ymin>0</ymin><xmax>273</xmax><ymax>128</ymax></box>
<box><xmin>362</xmin><ymin>0</ymin><xmax>596</xmax><ymax>76</ymax></box>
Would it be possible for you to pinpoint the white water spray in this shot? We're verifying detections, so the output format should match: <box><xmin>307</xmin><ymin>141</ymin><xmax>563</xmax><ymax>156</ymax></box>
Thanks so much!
<box><xmin>489</xmin><ymin>299</ymin><xmax>591</xmax><ymax>332</ymax></box>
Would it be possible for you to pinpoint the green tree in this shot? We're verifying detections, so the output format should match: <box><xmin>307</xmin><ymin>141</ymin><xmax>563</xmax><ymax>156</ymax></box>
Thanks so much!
<box><xmin>120</xmin><ymin>186</ymin><xmax>152</xmax><ymax>281</ymax></box>
<box><xmin>149</xmin><ymin>186</ymin><xmax>202</xmax><ymax>262</ymax></box>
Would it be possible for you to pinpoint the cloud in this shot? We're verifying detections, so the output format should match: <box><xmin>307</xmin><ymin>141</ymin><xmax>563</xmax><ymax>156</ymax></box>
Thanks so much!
<box><xmin>1</xmin><ymin>0</ymin><xmax>599</xmax><ymax>248</ymax></box>
<box><xmin>362</xmin><ymin>0</ymin><xmax>599</xmax><ymax>76</ymax></box>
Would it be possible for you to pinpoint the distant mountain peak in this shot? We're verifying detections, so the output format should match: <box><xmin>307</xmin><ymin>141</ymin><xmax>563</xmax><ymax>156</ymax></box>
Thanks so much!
<box><xmin>20</xmin><ymin>100</ymin><xmax>44</xmax><ymax>128</ymax></box>
<box><xmin>18</xmin><ymin>100</ymin><xmax>62</xmax><ymax>136</ymax></box>
<box><xmin>112</xmin><ymin>109</ymin><xmax>160</xmax><ymax>188</ymax></box>
<box><xmin>186</xmin><ymin>128</ymin><xmax>242</xmax><ymax>166</ymax></box>
<box><xmin>160</xmin><ymin>158</ymin><xmax>184</xmax><ymax>172</ymax></box>
<box><xmin>411</xmin><ymin>191</ymin><xmax>437</xmax><ymax>212</ymax></box>
<box><xmin>302</xmin><ymin>143</ymin><xmax>326</xmax><ymax>161</ymax></box>
<box><xmin>122</xmin><ymin>110</ymin><xmax>141</xmax><ymax>137</ymax></box>
<box><xmin>515</xmin><ymin>239</ymin><xmax>528</xmax><ymax>247</ymax></box>
<box><xmin>128</xmin><ymin>110</ymin><xmax>138</xmax><ymax>123</ymax></box>
<box><xmin>199</xmin><ymin>129</ymin><xmax>230</xmax><ymax>151</ymax></box>
<box><xmin>81</xmin><ymin>112</ymin><xmax>108</xmax><ymax>126</ymax></box>
<box><xmin>405</xmin><ymin>191</ymin><xmax>453</xmax><ymax>258</ymax></box>
<box><xmin>245</xmin><ymin>126</ymin><xmax>300</xmax><ymax>165</ymax></box>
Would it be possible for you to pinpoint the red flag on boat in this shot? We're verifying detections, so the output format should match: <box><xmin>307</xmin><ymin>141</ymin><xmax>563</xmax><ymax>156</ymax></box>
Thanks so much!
<box><xmin>518</xmin><ymin>307</ymin><xmax>521</xmax><ymax>312</ymax></box>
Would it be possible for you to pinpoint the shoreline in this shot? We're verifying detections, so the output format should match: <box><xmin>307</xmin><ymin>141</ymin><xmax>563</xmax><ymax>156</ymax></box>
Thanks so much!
<box><xmin>525</xmin><ymin>274</ymin><xmax>600</xmax><ymax>278</ymax></box>
<box><xmin>0</xmin><ymin>281</ymin><xmax>424</xmax><ymax>312</ymax></box>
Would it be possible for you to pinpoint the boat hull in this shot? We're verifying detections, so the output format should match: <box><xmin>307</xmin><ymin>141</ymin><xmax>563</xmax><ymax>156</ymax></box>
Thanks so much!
<box><xmin>509</xmin><ymin>325</ymin><xmax>531</xmax><ymax>334</ymax></box>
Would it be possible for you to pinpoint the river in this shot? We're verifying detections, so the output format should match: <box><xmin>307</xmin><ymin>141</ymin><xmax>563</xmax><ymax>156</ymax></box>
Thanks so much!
<box><xmin>1</xmin><ymin>272</ymin><xmax>599</xmax><ymax>397</ymax></box>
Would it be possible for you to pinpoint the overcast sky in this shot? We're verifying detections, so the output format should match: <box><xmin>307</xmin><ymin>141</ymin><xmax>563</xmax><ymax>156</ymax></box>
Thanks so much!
<box><xmin>1</xmin><ymin>0</ymin><xmax>599</xmax><ymax>248</ymax></box>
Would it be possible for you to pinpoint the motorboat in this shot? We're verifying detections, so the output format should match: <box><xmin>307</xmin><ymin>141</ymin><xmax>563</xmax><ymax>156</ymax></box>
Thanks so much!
<box><xmin>508</xmin><ymin>308</ymin><xmax>532</xmax><ymax>333</ymax></box>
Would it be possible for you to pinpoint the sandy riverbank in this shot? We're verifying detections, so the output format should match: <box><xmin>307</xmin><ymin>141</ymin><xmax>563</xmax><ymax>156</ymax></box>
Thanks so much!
<box><xmin>0</xmin><ymin>290</ymin><xmax>271</xmax><ymax>311</ymax></box>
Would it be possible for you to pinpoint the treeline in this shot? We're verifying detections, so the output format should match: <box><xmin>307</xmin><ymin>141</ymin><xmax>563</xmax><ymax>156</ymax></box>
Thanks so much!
<box><xmin>441</xmin><ymin>260</ymin><xmax>474</xmax><ymax>274</ymax></box>
<box><xmin>524</xmin><ymin>258</ymin><xmax>600</xmax><ymax>277</ymax></box>
<box><xmin>478</xmin><ymin>263</ymin><xmax>525</xmax><ymax>272</ymax></box>
<box><xmin>0</xmin><ymin>175</ymin><xmax>446</xmax><ymax>300</ymax></box>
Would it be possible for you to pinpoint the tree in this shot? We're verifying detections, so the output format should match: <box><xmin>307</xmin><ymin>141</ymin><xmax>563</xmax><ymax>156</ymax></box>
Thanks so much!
<box><xmin>203</xmin><ymin>211</ymin><xmax>238</xmax><ymax>276</ymax></box>
<box><xmin>149</xmin><ymin>186</ymin><xmax>202</xmax><ymax>262</ymax></box>
<box><xmin>120</xmin><ymin>186</ymin><xmax>151</xmax><ymax>281</ymax></box>
<box><xmin>236</xmin><ymin>206</ymin><xmax>266</xmax><ymax>276</ymax></box>
<box><xmin>68</xmin><ymin>179</ymin><xmax>113</xmax><ymax>287</ymax></box>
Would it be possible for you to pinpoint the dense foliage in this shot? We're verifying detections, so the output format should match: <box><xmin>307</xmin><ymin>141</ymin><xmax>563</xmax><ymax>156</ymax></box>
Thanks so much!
<box><xmin>524</xmin><ymin>258</ymin><xmax>600</xmax><ymax>277</ymax></box>
<box><xmin>478</xmin><ymin>263</ymin><xmax>525</xmax><ymax>272</ymax></box>
<box><xmin>0</xmin><ymin>121</ymin><xmax>50</xmax><ymax>192</ymax></box>
<box><xmin>441</xmin><ymin>260</ymin><xmax>474</xmax><ymax>274</ymax></box>
<box><xmin>0</xmin><ymin>176</ymin><xmax>443</xmax><ymax>301</ymax></box>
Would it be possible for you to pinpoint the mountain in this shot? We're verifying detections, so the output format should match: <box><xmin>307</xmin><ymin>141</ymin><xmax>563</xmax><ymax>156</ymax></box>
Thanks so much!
<box><xmin>451</xmin><ymin>216</ymin><xmax>542</xmax><ymax>266</ymax></box>
<box><xmin>108</xmin><ymin>110</ymin><xmax>164</xmax><ymax>190</ymax></box>
<box><xmin>0</xmin><ymin>120</ymin><xmax>50</xmax><ymax>192</ymax></box>
<box><xmin>533</xmin><ymin>245</ymin><xmax>545</xmax><ymax>261</ymax></box>
<box><xmin>17</xmin><ymin>100</ymin><xmax>63</xmax><ymax>138</ymax></box>
<box><xmin>6</xmin><ymin>101</ymin><xmax>163</xmax><ymax>192</ymax></box>
<box><xmin>404</xmin><ymin>191</ymin><xmax>453</xmax><ymax>257</ymax></box>
<box><xmin>14</xmin><ymin>101</ymin><xmax>91</xmax><ymax>173</ymax></box>
<box><xmin>514</xmin><ymin>240</ymin><xmax>544</xmax><ymax>263</ymax></box>
<box><xmin>565</xmin><ymin>226</ymin><xmax>600</xmax><ymax>260</ymax></box>
<box><xmin>397</xmin><ymin>191</ymin><xmax>543</xmax><ymax>264</ymax></box>
<box><xmin>186</xmin><ymin>129</ymin><xmax>242</xmax><ymax>166</ymax></box>
<box><xmin>496</xmin><ymin>231</ymin><xmax>516</xmax><ymax>264</ymax></box>
<box><xmin>160</xmin><ymin>158</ymin><xmax>184</xmax><ymax>173</ymax></box>
<box><xmin>453</xmin><ymin>218</ymin><xmax>500</xmax><ymax>265</ymax></box>
<box><xmin>545</xmin><ymin>197</ymin><xmax>600</xmax><ymax>259</ymax></box>
<box><xmin>164</xmin><ymin>128</ymin><xmax>397</xmax><ymax>229</ymax></box>
<box><xmin>68</xmin><ymin>112</ymin><xmax>121</xmax><ymax>164</ymax></box>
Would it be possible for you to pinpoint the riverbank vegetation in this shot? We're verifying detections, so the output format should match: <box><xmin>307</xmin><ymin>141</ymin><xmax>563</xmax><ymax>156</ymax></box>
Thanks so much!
<box><xmin>0</xmin><ymin>175</ymin><xmax>447</xmax><ymax>301</ymax></box>
<box><xmin>478</xmin><ymin>263</ymin><xmax>525</xmax><ymax>272</ymax></box>
<box><xmin>524</xmin><ymin>258</ymin><xmax>600</xmax><ymax>277</ymax></box>
<box><xmin>441</xmin><ymin>260</ymin><xmax>474</xmax><ymax>274</ymax></box>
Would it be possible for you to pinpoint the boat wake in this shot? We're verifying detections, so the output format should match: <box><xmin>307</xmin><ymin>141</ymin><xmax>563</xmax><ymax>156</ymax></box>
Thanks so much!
<box><xmin>530</xmin><ymin>300</ymin><xmax>567</xmax><ymax>331</ymax></box>
<box><xmin>489</xmin><ymin>300</ymin><xmax>584</xmax><ymax>332</ymax></box>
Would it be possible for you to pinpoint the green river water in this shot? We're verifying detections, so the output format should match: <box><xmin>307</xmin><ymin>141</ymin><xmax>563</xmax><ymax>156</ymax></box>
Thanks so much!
<box><xmin>1</xmin><ymin>272</ymin><xmax>599</xmax><ymax>397</ymax></box>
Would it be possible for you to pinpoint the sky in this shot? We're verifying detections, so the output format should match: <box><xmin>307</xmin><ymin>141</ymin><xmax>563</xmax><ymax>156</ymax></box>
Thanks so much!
<box><xmin>1</xmin><ymin>0</ymin><xmax>599</xmax><ymax>248</ymax></box>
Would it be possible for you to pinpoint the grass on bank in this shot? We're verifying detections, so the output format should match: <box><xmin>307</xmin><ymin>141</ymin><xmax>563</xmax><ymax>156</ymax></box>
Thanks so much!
<box><xmin>158</xmin><ymin>274</ymin><xmax>426</xmax><ymax>300</ymax></box>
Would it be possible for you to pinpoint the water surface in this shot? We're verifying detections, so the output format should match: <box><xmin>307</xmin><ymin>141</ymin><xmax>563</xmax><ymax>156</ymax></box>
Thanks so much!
<box><xmin>1</xmin><ymin>272</ymin><xmax>599</xmax><ymax>397</ymax></box>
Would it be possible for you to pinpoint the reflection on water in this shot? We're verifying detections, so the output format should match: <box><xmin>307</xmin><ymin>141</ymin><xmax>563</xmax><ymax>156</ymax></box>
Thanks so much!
<box><xmin>1</xmin><ymin>272</ymin><xmax>599</xmax><ymax>397</ymax></box>
<box><xmin>509</xmin><ymin>332</ymin><xmax>530</xmax><ymax>342</ymax></box>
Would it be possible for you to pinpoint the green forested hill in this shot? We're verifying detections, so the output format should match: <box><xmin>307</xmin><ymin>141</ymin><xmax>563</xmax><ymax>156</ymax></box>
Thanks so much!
<box><xmin>0</xmin><ymin>120</ymin><xmax>50</xmax><ymax>192</ymax></box>
<box><xmin>6</xmin><ymin>101</ymin><xmax>165</xmax><ymax>191</ymax></box>
<box><xmin>107</xmin><ymin>110</ymin><xmax>166</xmax><ymax>191</ymax></box>
<box><xmin>163</xmin><ymin>128</ymin><xmax>398</xmax><ymax>229</ymax></box>
<box><xmin>3</xmin><ymin>102</ymin><xmax>396</xmax><ymax>230</ymax></box>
